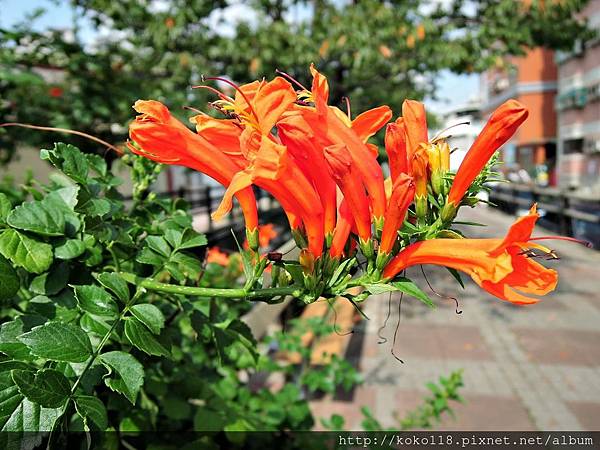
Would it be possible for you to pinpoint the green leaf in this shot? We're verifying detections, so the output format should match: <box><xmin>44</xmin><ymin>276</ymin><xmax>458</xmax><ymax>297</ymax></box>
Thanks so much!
<box><xmin>30</xmin><ymin>262</ymin><xmax>69</xmax><ymax>295</ymax></box>
<box><xmin>0</xmin><ymin>391</ymin><xmax>64</xmax><ymax>439</ymax></box>
<box><xmin>17</xmin><ymin>321</ymin><xmax>92</xmax><ymax>362</ymax></box>
<box><xmin>0</xmin><ymin>255</ymin><xmax>19</xmax><ymax>301</ymax></box>
<box><xmin>178</xmin><ymin>232</ymin><xmax>207</xmax><ymax>250</ymax></box>
<box><xmin>11</xmin><ymin>369</ymin><xmax>70</xmax><ymax>408</ymax></box>
<box><xmin>164</xmin><ymin>229</ymin><xmax>183</xmax><ymax>249</ymax></box>
<box><xmin>46</xmin><ymin>186</ymin><xmax>79</xmax><ymax>210</ymax></box>
<box><xmin>99</xmin><ymin>351</ymin><xmax>144</xmax><ymax>404</ymax></box>
<box><xmin>0</xmin><ymin>229</ymin><xmax>53</xmax><ymax>274</ymax></box>
<box><xmin>392</xmin><ymin>277</ymin><xmax>436</xmax><ymax>308</ymax></box>
<box><xmin>42</xmin><ymin>143</ymin><xmax>89</xmax><ymax>183</ymax></box>
<box><xmin>75</xmin><ymin>395</ymin><xmax>108</xmax><ymax>430</ymax></box>
<box><xmin>6</xmin><ymin>199</ymin><xmax>65</xmax><ymax>237</ymax></box>
<box><xmin>96</xmin><ymin>272</ymin><xmax>130</xmax><ymax>303</ymax></box>
<box><xmin>124</xmin><ymin>318</ymin><xmax>169</xmax><ymax>357</ymax></box>
<box><xmin>86</xmin><ymin>154</ymin><xmax>107</xmax><ymax>177</ymax></box>
<box><xmin>80</xmin><ymin>313</ymin><xmax>112</xmax><ymax>336</ymax></box>
<box><xmin>130</xmin><ymin>304</ymin><xmax>164</xmax><ymax>334</ymax></box>
<box><xmin>0</xmin><ymin>193</ymin><xmax>11</xmax><ymax>224</ymax></box>
<box><xmin>145</xmin><ymin>236</ymin><xmax>171</xmax><ymax>258</ymax></box>
<box><xmin>136</xmin><ymin>248</ymin><xmax>163</xmax><ymax>266</ymax></box>
<box><xmin>362</xmin><ymin>283</ymin><xmax>399</xmax><ymax>295</ymax></box>
<box><xmin>74</xmin><ymin>285</ymin><xmax>118</xmax><ymax>317</ymax></box>
<box><xmin>55</xmin><ymin>239</ymin><xmax>86</xmax><ymax>260</ymax></box>
<box><xmin>80</xmin><ymin>198</ymin><xmax>111</xmax><ymax>217</ymax></box>
<box><xmin>0</xmin><ymin>319</ymin><xmax>32</xmax><ymax>360</ymax></box>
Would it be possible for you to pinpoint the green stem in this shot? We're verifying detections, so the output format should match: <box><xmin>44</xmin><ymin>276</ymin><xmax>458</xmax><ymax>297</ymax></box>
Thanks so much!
<box><xmin>119</xmin><ymin>272</ymin><xmax>299</xmax><ymax>303</ymax></box>
<box><xmin>70</xmin><ymin>307</ymin><xmax>127</xmax><ymax>395</ymax></box>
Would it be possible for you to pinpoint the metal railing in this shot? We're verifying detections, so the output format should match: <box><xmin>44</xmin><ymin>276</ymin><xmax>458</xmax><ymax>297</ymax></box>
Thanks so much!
<box><xmin>489</xmin><ymin>183</ymin><xmax>600</xmax><ymax>247</ymax></box>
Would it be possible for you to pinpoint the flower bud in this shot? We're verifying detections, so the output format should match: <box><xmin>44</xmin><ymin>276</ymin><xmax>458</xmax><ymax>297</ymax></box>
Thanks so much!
<box><xmin>246</xmin><ymin>227</ymin><xmax>259</xmax><ymax>252</ymax></box>
<box><xmin>299</xmin><ymin>249</ymin><xmax>315</xmax><ymax>274</ymax></box>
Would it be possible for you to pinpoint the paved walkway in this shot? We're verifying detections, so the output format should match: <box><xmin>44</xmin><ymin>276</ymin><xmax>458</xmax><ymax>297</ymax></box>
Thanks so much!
<box><xmin>311</xmin><ymin>205</ymin><xmax>600</xmax><ymax>431</ymax></box>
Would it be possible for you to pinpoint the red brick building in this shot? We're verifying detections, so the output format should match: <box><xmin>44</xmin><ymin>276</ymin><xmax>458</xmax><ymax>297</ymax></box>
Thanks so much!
<box><xmin>480</xmin><ymin>48</ymin><xmax>558</xmax><ymax>185</ymax></box>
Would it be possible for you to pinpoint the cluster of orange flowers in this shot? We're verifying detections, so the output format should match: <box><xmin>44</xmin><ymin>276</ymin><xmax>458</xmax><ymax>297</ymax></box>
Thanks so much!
<box><xmin>129</xmin><ymin>65</ymin><xmax>563</xmax><ymax>305</ymax></box>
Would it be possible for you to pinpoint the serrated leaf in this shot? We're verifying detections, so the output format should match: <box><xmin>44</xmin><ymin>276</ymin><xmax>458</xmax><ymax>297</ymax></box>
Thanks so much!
<box><xmin>73</xmin><ymin>285</ymin><xmax>118</xmax><ymax>317</ymax></box>
<box><xmin>18</xmin><ymin>321</ymin><xmax>92</xmax><ymax>362</ymax></box>
<box><xmin>145</xmin><ymin>236</ymin><xmax>171</xmax><ymax>258</ymax></box>
<box><xmin>80</xmin><ymin>313</ymin><xmax>112</xmax><ymax>336</ymax></box>
<box><xmin>86</xmin><ymin>153</ymin><xmax>107</xmax><ymax>177</ymax></box>
<box><xmin>11</xmin><ymin>369</ymin><xmax>70</xmax><ymax>408</ymax></box>
<box><xmin>80</xmin><ymin>198</ymin><xmax>110</xmax><ymax>217</ymax></box>
<box><xmin>46</xmin><ymin>186</ymin><xmax>79</xmax><ymax>210</ymax></box>
<box><xmin>164</xmin><ymin>229</ymin><xmax>183</xmax><ymax>249</ymax></box>
<box><xmin>30</xmin><ymin>262</ymin><xmax>69</xmax><ymax>295</ymax></box>
<box><xmin>0</xmin><ymin>229</ymin><xmax>53</xmax><ymax>274</ymax></box>
<box><xmin>96</xmin><ymin>272</ymin><xmax>130</xmax><ymax>303</ymax></box>
<box><xmin>0</xmin><ymin>255</ymin><xmax>19</xmax><ymax>301</ymax></box>
<box><xmin>124</xmin><ymin>318</ymin><xmax>169</xmax><ymax>357</ymax></box>
<box><xmin>392</xmin><ymin>277</ymin><xmax>436</xmax><ymax>308</ymax></box>
<box><xmin>0</xmin><ymin>319</ymin><xmax>32</xmax><ymax>360</ymax></box>
<box><xmin>99</xmin><ymin>351</ymin><xmax>144</xmax><ymax>404</ymax></box>
<box><xmin>0</xmin><ymin>392</ymin><xmax>64</xmax><ymax>443</ymax></box>
<box><xmin>6</xmin><ymin>200</ymin><xmax>65</xmax><ymax>236</ymax></box>
<box><xmin>136</xmin><ymin>248</ymin><xmax>163</xmax><ymax>266</ymax></box>
<box><xmin>55</xmin><ymin>239</ymin><xmax>86</xmax><ymax>260</ymax></box>
<box><xmin>43</xmin><ymin>143</ymin><xmax>89</xmax><ymax>183</ymax></box>
<box><xmin>130</xmin><ymin>304</ymin><xmax>164</xmax><ymax>334</ymax></box>
<box><xmin>75</xmin><ymin>395</ymin><xmax>108</xmax><ymax>430</ymax></box>
<box><xmin>178</xmin><ymin>232</ymin><xmax>207</xmax><ymax>250</ymax></box>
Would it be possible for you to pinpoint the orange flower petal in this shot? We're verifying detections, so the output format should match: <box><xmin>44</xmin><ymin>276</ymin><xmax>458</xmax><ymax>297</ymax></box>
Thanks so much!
<box><xmin>402</xmin><ymin>100</ymin><xmax>428</xmax><ymax>159</ymax></box>
<box><xmin>448</xmin><ymin>100</ymin><xmax>528</xmax><ymax>206</ymax></box>
<box><xmin>351</xmin><ymin>105</ymin><xmax>393</xmax><ymax>142</ymax></box>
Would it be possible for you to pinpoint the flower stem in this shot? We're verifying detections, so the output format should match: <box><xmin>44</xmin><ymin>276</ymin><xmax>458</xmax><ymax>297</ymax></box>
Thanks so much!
<box><xmin>119</xmin><ymin>272</ymin><xmax>300</xmax><ymax>303</ymax></box>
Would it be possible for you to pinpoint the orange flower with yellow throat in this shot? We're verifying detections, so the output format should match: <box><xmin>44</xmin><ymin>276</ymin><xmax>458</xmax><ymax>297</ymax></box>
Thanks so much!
<box><xmin>384</xmin><ymin>205</ymin><xmax>558</xmax><ymax>305</ymax></box>
<box><xmin>128</xmin><ymin>65</ymin><xmax>579</xmax><ymax>307</ymax></box>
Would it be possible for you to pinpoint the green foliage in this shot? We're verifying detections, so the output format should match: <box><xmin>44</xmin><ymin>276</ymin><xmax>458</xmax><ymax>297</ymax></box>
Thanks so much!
<box><xmin>0</xmin><ymin>1</ymin><xmax>593</xmax><ymax>162</ymax></box>
<box><xmin>0</xmin><ymin>143</ymin><xmax>369</xmax><ymax>446</ymax></box>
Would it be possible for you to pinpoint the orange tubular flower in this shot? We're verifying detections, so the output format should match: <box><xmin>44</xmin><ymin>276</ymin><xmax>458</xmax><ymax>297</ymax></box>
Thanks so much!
<box><xmin>385</xmin><ymin>118</ymin><xmax>409</xmax><ymax>181</ymax></box>
<box><xmin>277</xmin><ymin>117</ymin><xmax>337</xmax><ymax>235</ymax></box>
<box><xmin>298</xmin><ymin>65</ymin><xmax>387</xmax><ymax>220</ymax></box>
<box><xmin>402</xmin><ymin>100</ymin><xmax>429</xmax><ymax>160</ymax></box>
<box><xmin>383</xmin><ymin>205</ymin><xmax>558</xmax><ymax>305</ymax></box>
<box><xmin>189</xmin><ymin>115</ymin><xmax>247</xmax><ymax>168</ymax></box>
<box><xmin>128</xmin><ymin>100</ymin><xmax>258</xmax><ymax>232</ymax></box>
<box><xmin>379</xmin><ymin>174</ymin><xmax>415</xmax><ymax>254</ymax></box>
<box><xmin>324</xmin><ymin>145</ymin><xmax>371</xmax><ymax>243</ymax></box>
<box><xmin>212</xmin><ymin>139</ymin><xmax>324</xmax><ymax>257</ymax></box>
<box><xmin>447</xmin><ymin>100</ymin><xmax>529</xmax><ymax>206</ymax></box>
<box><xmin>330</xmin><ymin>200</ymin><xmax>354</xmax><ymax>258</ymax></box>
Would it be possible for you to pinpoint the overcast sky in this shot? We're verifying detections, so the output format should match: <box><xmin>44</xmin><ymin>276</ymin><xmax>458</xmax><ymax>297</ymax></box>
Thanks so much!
<box><xmin>1</xmin><ymin>0</ymin><xmax>480</xmax><ymax>114</ymax></box>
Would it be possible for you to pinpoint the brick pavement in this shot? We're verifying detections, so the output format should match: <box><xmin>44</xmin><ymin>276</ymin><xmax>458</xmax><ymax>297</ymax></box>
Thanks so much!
<box><xmin>310</xmin><ymin>205</ymin><xmax>600</xmax><ymax>431</ymax></box>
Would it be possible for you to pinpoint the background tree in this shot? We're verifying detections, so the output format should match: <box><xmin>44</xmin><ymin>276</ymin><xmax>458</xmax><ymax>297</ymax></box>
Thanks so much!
<box><xmin>0</xmin><ymin>0</ymin><xmax>594</xmax><ymax>163</ymax></box>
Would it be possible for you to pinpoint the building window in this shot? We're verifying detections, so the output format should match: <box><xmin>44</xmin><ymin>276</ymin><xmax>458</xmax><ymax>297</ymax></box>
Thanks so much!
<box><xmin>563</xmin><ymin>138</ymin><xmax>584</xmax><ymax>154</ymax></box>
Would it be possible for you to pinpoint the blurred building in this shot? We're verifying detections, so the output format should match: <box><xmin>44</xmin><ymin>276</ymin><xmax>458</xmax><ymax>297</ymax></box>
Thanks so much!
<box><xmin>555</xmin><ymin>0</ymin><xmax>600</xmax><ymax>194</ymax></box>
<box><xmin>480</xmin><ymin>48</ymin><xmax>558</xmax><ymax>186</ymax></box>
